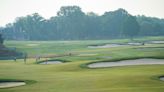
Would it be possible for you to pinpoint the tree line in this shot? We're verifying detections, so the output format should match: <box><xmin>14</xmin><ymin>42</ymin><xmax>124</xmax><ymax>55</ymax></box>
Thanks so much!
<box><xmin>0</xmin><ymin>6</ymin><xmax>164</xmax><ymax>40</ymax></box>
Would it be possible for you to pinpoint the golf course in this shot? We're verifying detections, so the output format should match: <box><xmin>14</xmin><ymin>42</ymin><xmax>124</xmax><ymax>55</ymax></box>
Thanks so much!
<box><xmin>0</xmin><ymin>36</ymin><xmax>164</xmax><ymax>92</ymax></box>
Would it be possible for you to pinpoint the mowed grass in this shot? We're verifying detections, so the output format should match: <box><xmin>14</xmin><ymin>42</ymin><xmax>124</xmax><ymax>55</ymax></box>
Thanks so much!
<box><xmin>4</xmin><ymin>36</ymin><xmax>164</xmax><ymax>55</ymax></box>
<box><xmin>0</xmin><ymin>36</ymin><xmax>164</xmax><ymax>92</ymax></box>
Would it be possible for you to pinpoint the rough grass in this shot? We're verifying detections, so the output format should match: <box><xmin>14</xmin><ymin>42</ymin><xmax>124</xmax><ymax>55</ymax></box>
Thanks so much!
<box><xmin>0</xmin><ymin>36</ymin><xmax>164</xmax><ymax>92</ymax></box>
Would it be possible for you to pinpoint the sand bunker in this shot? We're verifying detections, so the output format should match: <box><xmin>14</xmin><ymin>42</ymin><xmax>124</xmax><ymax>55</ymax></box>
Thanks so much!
<box><xmin>27</xmin><ymin>44</ymin><xmax>39</xmax><ymax>46</ymax></box>
<box><xmin>88</xmin><ymin>44</ymin><xmax>129</xmax><ymax>48</ymax></box>
<box><xmin>39</xmin><ymin>61</ymin><xmax>63</xmax><ymax>64</ymax></box>
<box><xmin>149</xmin><ymin>41</ymin><xmax>164</xmax><ymax>44</ymax></box>
<box><xmin>0</xmin><ymin>81</ymin><xmax>25</xmax><ymax>88</ymax></box>
<box><xmin>159</xmin><ymin>76</ymin><xmax>164</xmax><ymax>81</ymax></box>
<box><xmin>88</xmin><ymin>59</ymin><xmax>164</xmax><ymax>68</ymax></box>
<box><xmin>127</xmin><ymin>42</ymin><xmax>143</xmax><ymax>45</ymax></box>
<box><xmin>88</xmin><ymin>43</ymin><xmax>143</xmax><ymax>48</ymax></box>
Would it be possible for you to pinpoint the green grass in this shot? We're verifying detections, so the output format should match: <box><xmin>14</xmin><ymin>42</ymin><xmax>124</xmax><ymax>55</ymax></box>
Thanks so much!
<box><xmin>0</xmin><ymin>36</ymin><xmax>164</xmax><ymax>92</ymax></box>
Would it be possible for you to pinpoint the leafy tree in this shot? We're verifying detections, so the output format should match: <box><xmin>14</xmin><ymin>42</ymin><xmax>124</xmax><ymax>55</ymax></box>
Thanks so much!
<box><xmin>13</xmin><ymin>13</ymin><xmax>45</xmax><ymax>40</ymax></box>
<box><xmin>56</xmin><ymin>6</ymin><xmax>85</xmax><ymax>40</ymax></box>
<box><xmin>0</xmin><ymin>33</ymin><xmax>4</xmax><ymax>44</ymax></box>
<box><xmin>122</xmin><ymin>15</ymin><xmax>140</xmax><ymax>40</ymax></box>
<box><xmin>101</xmin><ymin>8</ymin><xmax>129</xmax><ymax>38</ymax></box>
<box><xmin>137</xmin><ymin>15</ymin><xmax>164</xmax><ymax>36</ymax></box>
<box><xmin>84</xmin><ymin>12</ymin><xmax>101</xmax><ymax>39</ymax></box>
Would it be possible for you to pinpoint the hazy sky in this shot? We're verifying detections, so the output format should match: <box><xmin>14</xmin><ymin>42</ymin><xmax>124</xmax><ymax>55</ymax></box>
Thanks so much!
<box><xmin>0</xmin><ymin>0</ymin><xmax>164</xmax><ymax>26</ymax></box>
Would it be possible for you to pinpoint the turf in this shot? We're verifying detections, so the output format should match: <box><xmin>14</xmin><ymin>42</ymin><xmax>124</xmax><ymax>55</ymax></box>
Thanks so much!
<box><xmin>0</xmin><ymin>36</ymin><xmax>164</xmax><ymax>92</ymax></box>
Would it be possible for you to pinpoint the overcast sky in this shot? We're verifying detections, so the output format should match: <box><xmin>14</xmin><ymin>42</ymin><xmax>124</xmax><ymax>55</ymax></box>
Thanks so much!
<box><xmin>0</xmin><ymin>0</ymin><xmax>164</xmax><ymax>26</ymax></box>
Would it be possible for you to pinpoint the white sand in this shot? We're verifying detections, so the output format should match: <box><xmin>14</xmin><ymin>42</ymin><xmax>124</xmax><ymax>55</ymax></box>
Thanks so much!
<box><xmin>88</xmin><ymin>59</ymin><xmax>164</xmax><ymax>68</ymax></box>
<box><xmin>88</xmin><ymin>44</ymin><xmax>129</xmax><ymax>48</ymax></box>
<box><xmin>127</xmin><ymin>42</ymin><xmax>143</xmax><ymax>45</ymax></box>
<box><xmin>160</xmin><ymin>77</ymin><xmax>164</xmax><ymax>81</ymax></box>
<box><xmin>88</xmin><ymin>42</ymin><xmax>144</xmax><ymax>48</ymax></box>
<box><xmin>27</xmin><ymin>44</ymin><xmax>39</xmax><ymax>46</ymax></box>
<box><xmin>0</xmin><ymin>82</ymin><xmax>26</xmax><ymax>88</ymax></box>
<box><xmin>39</xmin><ymin>61</ymin><xmax>63</xmax><ymax>64</ymax></box>
<box><xmin>150</xmin><ymin>41</ymin><xmax>164</xmax><ymax>44</ymax></box>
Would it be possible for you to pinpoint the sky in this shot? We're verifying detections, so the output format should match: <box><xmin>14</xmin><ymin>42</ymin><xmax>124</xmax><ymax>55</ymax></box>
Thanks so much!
<box><xmin>0</xmin><ymin>0</ymin><xmax>164</xmax><ymax>27</ymax></box>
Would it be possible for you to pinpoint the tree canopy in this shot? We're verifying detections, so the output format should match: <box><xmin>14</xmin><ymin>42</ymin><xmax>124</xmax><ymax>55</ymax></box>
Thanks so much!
<box><xmin>0</xmin><ymin>33</ymin><xmax>4</xmax><ymax>44</ymax></box>
<box><xmin>0</xmin><ymin>6</ymin><xmax>164</xmax><ymax>40</ymax></box>
<box><xmin>122</xmin><ymin>15</ymin><xmax>140</xmax><ymax>40</ymax></box>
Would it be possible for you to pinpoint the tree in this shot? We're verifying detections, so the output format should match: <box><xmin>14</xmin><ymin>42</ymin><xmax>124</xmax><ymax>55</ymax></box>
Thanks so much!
<box><xmin>137</xmin><ymin>15</ymin><xmax>164</xmax><ymax>36</ymax></box>
<box><xmin>84</xmin><ymin>12</ymin><xmax>101</xmax><ymax>39</ymax></box>
<box><xmin>13</xmin><ymin>13</ymin><xmax>45</xmax><ymax>40</ymax></box>
<box><xmin>101</xmin><ymin>8</ymin><xmax>129</xmax><ymax>39</ymax></box>
<box><xmin>56</xmin><ymin>6</ymin><xmax>85</xmax><ymax>40</ymax></box>
<box><xmin>0</xmin><ymin>33</ymin><xmax>4</xmax><ymax>44</ymax></box>
<box><xmin>122</xmin><ymin>15</ymin><xmax>140</xmax><ymax>40</ymax></box>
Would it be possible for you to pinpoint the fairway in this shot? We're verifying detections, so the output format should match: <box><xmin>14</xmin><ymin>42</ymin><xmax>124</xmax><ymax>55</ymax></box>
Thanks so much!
<box><xmin>1</xmin><ymin>0</ymin><xmax>164</xmax><ymax>91</ymax></box>
<box><xmin>0</xmin><ymin>38</ymin><xmax>164</xmax><ymax>92</ymax></box>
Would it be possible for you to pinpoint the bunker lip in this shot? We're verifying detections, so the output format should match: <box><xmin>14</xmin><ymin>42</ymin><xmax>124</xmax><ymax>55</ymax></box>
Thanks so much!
<box><xmin>88</xmin><ymin>59</ymin><xmax>164</xmax><ymax>68</ymax></box>
<box><xmin>0</xmin><ymin>80</ymin><xmax>26</xmax><ymax>88</ymax></box>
